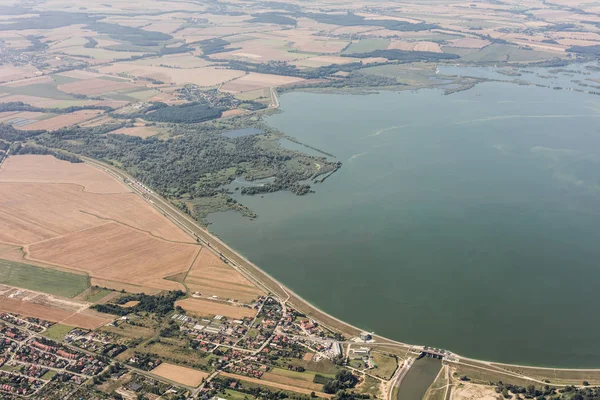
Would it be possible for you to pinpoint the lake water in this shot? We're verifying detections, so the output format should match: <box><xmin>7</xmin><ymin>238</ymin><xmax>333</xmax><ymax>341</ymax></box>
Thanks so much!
<box><xmin>208</xmin><ymin>77</ymin><xmax>600</xmax><ymax>367</ymax></box>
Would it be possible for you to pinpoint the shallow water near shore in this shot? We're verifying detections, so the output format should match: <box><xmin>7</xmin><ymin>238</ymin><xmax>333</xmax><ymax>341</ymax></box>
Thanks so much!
<box><xmin>208</xmin><ymin>76</ymin><xmax>600</xmax><ymax>367</ymax></box>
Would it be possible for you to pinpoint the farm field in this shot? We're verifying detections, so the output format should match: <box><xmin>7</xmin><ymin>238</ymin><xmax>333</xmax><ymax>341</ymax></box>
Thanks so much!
<box><xmin>0</xmin><ymin>155</ymin><xmax>204</xmax><ymax>292</ymax></box>
<box><xmin>0</xmin><ymin>290</ymin><xmax>113</xmax><ymax>329</ymax></box>
<box><xmin>0</xmin><ymin>155</ymin><xmax>130</xmax><ymax>193</ymax></box>
<box><xmin>98</xmin><ymin>64</ymin><xmax>245</xmax><ymax>87</ymax></box>
<box><xmin>151</xmin><ymin>363</ymin><xmax>208</xmax><ymax>387</ymax></box>
<box><xmin>175</xmin><ymin>298</ymin><xmax>256</xmax><ymax>319</ymax></box>
<box><xmin>184</xmin><ymin>248</ymin><xmax>264</xmax><ymax>303</ymax></box>
<box><xmin>262</xmin><ymin>371</ymin><xmax>324</xmax><ymax>392</ymax></box>
<box><xmin>16</xmin><ymin>109</ymin><xmax>104</xmax><ymax>131</ymax></box>
<box><xmin>27</xmin><ymin>221</ymin><xmax>200</xmax><ymax>292</ymax></box>
<box><xmin>221</xmin><ymin>73</ymin><xmax>304</xmax><ymax>93</ymax></box>
<box><xmin>0</xmin><ymin>259</ymin><xmax>89</xmax><ymax>298</ymax></box>
<box><xmin>219</xmin><ymin>372</ymin><xmax>333</xmax><ymax>398</ymax></box>
<box><xmin>343</xmin><ymin>39</ymin><xmax>391</xmax><ymax>54</ymax></box>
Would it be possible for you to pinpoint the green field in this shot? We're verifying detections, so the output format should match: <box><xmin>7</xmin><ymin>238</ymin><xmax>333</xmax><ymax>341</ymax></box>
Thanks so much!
<box><xmin>42</xmin><ymin>324</ymin><xmax>74</xmax><ymax>341</ymax></box>
<box><xmin>270</xmin><ymin>367</ymin><xmax>317</xmax><ymax>382</ymax></box>
<box><xmin>357</xmin><ymin>375</ymin><xmax>381</xmax><ymax>397</ymax></box>
<box><xmin>0</xmin><ymin>259</ymin><xmax>89</xmax><ymax>298</ymax></box>
<box><xmin>371</xmin><ymin>352</ymin><xmax>398</xmax><ymax>380</ymax></box>
<box><xmin>223</xmin><ymin>389</ymin><xmax>257</xmax><ymax>400</ymax></box>
<box><xmin>84</xmin><ymin>288</ymin><xmax>113</xmax><ymax>303</ymax></box>
<box><xmin>287</xmin><ymin>357</ymin><xmax>338</xmax><ymax>376</ymax></box>
<box><xmin>342</xmin><ymin>38</ymin><xmax>390</xmax><ymax>54</ymax></box>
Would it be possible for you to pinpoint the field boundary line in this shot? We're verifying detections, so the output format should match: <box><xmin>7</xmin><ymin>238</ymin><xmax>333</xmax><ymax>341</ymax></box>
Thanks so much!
<box><xmin>0</xmin><ymin>180</ymin><xmax>130</xmax><ymax>195</ymax></box>
<box><xmin>78</xmin><ymin>210</ymin><xmax>199</xmax><ymax>245</ymax></box>
<box><xmin>21</xmin><ymin>221</ymin><xmax>114</xmax><ymax>249</ymax></box>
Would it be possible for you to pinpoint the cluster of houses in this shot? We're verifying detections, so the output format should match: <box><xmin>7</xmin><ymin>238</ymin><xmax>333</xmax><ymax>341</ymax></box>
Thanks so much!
<box><xmin>65</xmin><ymin>328</ymin><xmax>126</xmax><ymax>359</ymax></box>
<box><xmin>0</xmin><ymin>370</ymin><xmax>44</xmax><ymax>396</ymax></box>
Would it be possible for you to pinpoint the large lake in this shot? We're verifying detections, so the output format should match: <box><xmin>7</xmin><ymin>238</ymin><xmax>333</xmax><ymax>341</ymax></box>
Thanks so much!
<box><xmin>208</xmin><ymin>74</ymin><xmax>600</xmax><ymax>367</ymax></box>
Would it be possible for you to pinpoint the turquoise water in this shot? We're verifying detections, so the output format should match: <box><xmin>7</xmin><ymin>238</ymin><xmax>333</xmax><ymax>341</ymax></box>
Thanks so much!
<box><xmin>208</xmin><ymin>80</ymin><xmax>600</xmax><ymax>367</ymax></box>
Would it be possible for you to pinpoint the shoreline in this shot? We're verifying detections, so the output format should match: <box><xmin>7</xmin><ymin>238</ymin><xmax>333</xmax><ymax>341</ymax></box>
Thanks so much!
<box><xmin>83</xmin><ymin>156</ymin><xmax>600</xmax><ymax>373</ymax></box>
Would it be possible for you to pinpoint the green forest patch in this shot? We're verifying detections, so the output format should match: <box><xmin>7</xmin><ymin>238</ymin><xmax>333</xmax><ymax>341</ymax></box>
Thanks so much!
<box><xmin>0</xmin><ymin>259</ymin><xmax>89</xmax><ymax>298</ymax></box>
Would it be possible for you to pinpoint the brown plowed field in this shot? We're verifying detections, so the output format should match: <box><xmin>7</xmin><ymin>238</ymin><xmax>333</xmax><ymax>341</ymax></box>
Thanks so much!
<box><xmin>185</xmin><ymin>248</ymin><xmax>263</xmax><ymax>303</ymax></box>
<box><xmin>27</xmin><ymin>222</ymin><xmax>199</xmax><ymax>291</ymax></box>
<box><xmin>175</xmin><ymin>298</ymin><xmax>256</xmax><ymax>319</ymax></box>
<box><xmin>151</xmin><ymin>363</ymin><xmax>208</xmax><ymax>387</ymax></box>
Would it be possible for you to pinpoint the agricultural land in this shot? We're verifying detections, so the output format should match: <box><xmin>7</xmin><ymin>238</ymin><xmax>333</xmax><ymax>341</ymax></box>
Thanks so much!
<box><xmin>0</xmin><ymin>0</ymin><xmax>599</xmax><ymax>399</ymax></box>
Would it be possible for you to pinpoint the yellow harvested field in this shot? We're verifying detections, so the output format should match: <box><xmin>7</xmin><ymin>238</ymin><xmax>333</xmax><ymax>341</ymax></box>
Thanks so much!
<box><xmin>175</xmin><ymin>298</ymin><xmax>256</xmax><ymax>319</ymax></box>
<box><xmin>221</xmin><ymin>73</ymin><xmax>304</xmax><ymax>93</ymax></box>
<box><xmin>121</xmin><ymin>301</ymin><xmax>140</xmax><ymax>308</ymax></box>
<box><xmin>220</xmin><ymin>372</ymin><xmax>333</xmax><ymax>398</ymax></box>
<box><xmin>57</xmin><ymin>78</ymin><xmax>138</xmax><ymax>96</ymax></box>
<box><xmin>98</xmin><ymin>64</ymin><xmax>245</xmax><ymax>87</ymax></box>
<box><xmin>0</xmin><ymin>155</ymin><xmax>199</xmax><ymax>291</ymax></box>
<box><xmin>185</xmin><ymin>248</ymin><xmax>263</xmax><ymax>303</ymax></box>
<box><xmin>0</xmin><ymin>155</ymin><xmax>130</xmax><ymax>194</ymax></box>
<box><xmin>27</xmin><ymin>222</ymin><xmax>199</xmax><ymax>291</ymax></box>
<box><xmin>387</xmin><ymin>40</ymin><xmax>442</xmax><ymax>53</ymax></box>
<box><xmin>151</xmin><ymin>363</ymin><xmax>208</xmax><ymax>387</ymax></box>
<box><xmin>17</xmin><ymin>110</ymin><xmax>104</xmax><ymax>131</ymax></box>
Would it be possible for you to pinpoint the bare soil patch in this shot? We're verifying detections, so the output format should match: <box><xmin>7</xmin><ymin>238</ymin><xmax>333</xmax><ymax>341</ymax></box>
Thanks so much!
<box><xmin>176</xmin><ymin>298</ymin><xmax>256</xmax><ymax>319</ymax></box>
<box><xmin>451</xmin><ymin>383</ymin><xmax>499</xmax><ymax>400</ymax></box>
<box><xmin>151</xmin><ymin>363</ymin><xmax>208</xmax><ymax>387</ymax></box>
